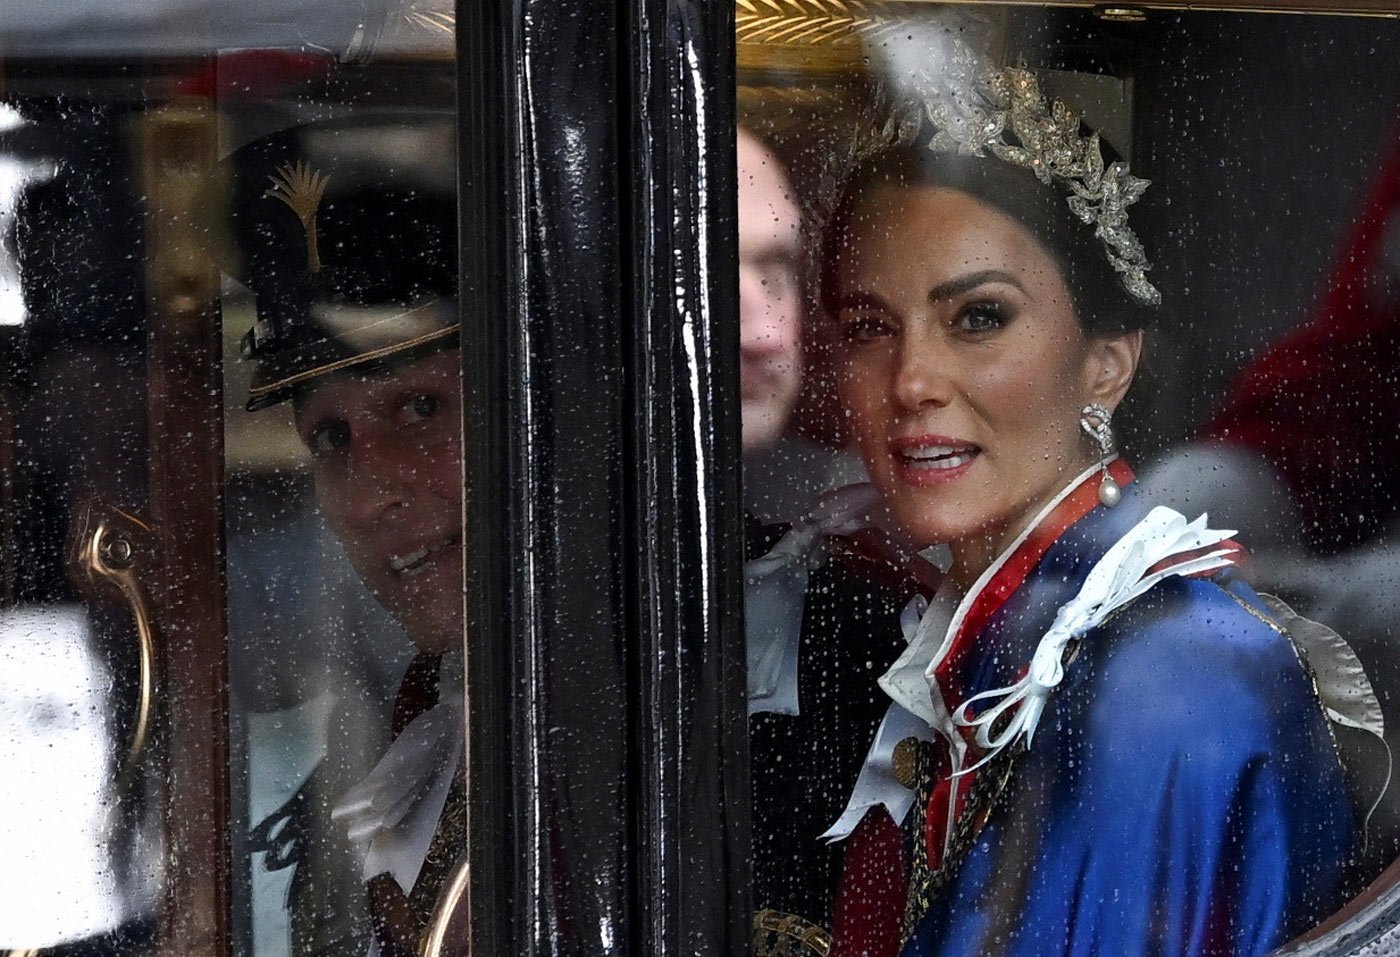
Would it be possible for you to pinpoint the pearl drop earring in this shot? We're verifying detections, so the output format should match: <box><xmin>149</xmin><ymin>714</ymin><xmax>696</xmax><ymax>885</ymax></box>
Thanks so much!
<box><xmin>1080</xmin><ymin>403</ymin><xmax>1120</xmax><ymax>507</ymax></box>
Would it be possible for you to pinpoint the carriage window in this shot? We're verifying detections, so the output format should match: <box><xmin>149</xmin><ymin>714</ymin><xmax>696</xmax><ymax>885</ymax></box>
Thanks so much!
<box><xmin>222</xmin><ymin>99</ymin><xmax>463</xmax><ymax>953</ymax></box>
<box><xmin>11</xmin><ymin>1</ymin><xmax>1400</xmax><ymax>955</ymax></box>
<box><xmin>0</xmin><ymin>13</ymin><xmax>464</xmax><ymax>955</ymax></box>
<box><xmin>739</xmin><ymin>5</ymin><xmax>1400</xmax><ymax>955</ymax></box>
<box><xmin>0</xmin><ymin>90</ymin><xmax>174</xmax><ymax>952</ymax></box>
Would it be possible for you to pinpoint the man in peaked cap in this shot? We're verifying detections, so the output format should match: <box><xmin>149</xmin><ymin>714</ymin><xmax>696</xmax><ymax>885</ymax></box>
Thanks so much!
<box><xmin>230</xmin><ymin>114</ymin><xmax>466</xmax><ymax>956</ymax></box>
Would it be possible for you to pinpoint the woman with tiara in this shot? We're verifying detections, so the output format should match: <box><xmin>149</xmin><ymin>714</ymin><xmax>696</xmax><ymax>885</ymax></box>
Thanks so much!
<box><xmin>773</xmin><ymin>65</ymin><xmax>1378</xmax><ymax>957</ymax></box>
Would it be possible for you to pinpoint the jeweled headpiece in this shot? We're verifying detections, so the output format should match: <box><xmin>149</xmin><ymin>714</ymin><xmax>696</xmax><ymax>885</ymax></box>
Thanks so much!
<box><xmin>931</xmin><ymin>66</ymin><xmax>1159</xmax><ymax>306</ymax></box>
<box><xmin>822</xmin><ymin>58</ymin><xmax>1161</xmax><ymax>306</ymax></box>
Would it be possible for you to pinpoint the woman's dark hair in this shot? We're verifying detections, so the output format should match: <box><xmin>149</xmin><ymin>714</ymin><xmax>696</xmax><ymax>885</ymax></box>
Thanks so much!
<box><xmin>820</xmin><ymin>142</ymin><xmax>1156</xmax><ymax>336</ymax></box>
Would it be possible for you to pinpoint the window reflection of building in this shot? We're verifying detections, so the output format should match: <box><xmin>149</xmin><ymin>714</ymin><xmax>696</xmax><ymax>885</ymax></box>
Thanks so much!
<box><xmin>0</xmin><ymin>605</ymin><xmax>160</xmax><ymax>949</ymax></box>
<box><xmin>1</xmin><ymin>0</ymin><xmax>454</xmax><ymax>60</ymax></box>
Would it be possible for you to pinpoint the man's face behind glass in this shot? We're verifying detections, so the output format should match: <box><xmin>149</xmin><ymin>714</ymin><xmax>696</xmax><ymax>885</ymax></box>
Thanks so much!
<box><xmin>293</xmin><ymin>348</ymin><xmax>465</xmax><ymax>654</ymax></box>
<box><xmin>738</xmin><ymin>127</ymin><xmax>803</xmax><ymax>452</ymax></box>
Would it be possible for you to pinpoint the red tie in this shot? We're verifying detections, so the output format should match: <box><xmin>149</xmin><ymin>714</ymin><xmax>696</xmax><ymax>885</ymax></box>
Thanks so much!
<box><xmin>391</xmin><ymin>652</ymin><xmax>444</xmax><ymax>736</ymax></box>
<box><xmin>367</xmin><ymin>653</ymin><xmax>446</xmax><ymax>954</ymax></box>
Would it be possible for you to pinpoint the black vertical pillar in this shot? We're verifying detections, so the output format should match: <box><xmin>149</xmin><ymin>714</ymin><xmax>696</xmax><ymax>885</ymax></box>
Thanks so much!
<box><xmin>621</xmin><ymin>0</ymin><xmax>749</xmax><ymax>953</ymax></box>
<box><xmin>457</xmin><ymin>0</ymin><xmax>745</xmax><ymax>953</ymax></box>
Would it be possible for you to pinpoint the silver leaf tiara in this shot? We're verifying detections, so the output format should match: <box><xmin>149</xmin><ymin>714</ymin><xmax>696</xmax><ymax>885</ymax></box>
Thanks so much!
<box><xmin>820</xmin><ymin>63</ymin><xmax>1162</xmax><ymax>307</ymax></box>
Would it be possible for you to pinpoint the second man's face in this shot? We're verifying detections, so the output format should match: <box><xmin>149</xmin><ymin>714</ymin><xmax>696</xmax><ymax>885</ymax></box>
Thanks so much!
<box><xmin>738</xmin><ymin>128</ymin><xmax>804</xmax><ymax>452</ymax></box>
<box><xmin>294</xmin><ymin>349</ymin><xmax>465</xmax><ymax>655</ymax></box>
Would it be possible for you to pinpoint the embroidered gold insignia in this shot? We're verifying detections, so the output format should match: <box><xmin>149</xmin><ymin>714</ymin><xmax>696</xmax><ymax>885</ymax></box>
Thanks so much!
<box><xmin>265</xmin><ymin>160</ymin><xmax>330</xmax><ymax>273</ymax></box>
<box><xmin>892</xmin><ymin>735</ymin><xmax>925</xmax><ymax>790</ymax></box>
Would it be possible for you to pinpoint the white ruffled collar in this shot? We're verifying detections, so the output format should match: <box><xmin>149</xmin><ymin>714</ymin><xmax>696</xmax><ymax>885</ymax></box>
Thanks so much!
<box><xmin>882</xmin><ymin>458</ymin><xmax>1111</xmax><ymax>714</ymax></box>
<box><xmin>330</xmin><ymin>653</ymin><xmax>466</xmax><ymax>895</ymax></box>
<box><xmin>826</xmin><ymin>462</ymin><xmax>1247</xmax><ymax>841</ymax></box>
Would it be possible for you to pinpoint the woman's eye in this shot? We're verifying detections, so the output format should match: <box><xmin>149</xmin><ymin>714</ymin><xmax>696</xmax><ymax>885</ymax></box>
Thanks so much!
<box><xmin>306</xmin><ymin>420</ymin><xmax>351</xmax><ymax>457</ymax></box>
<box><xmin>408</xmin><ymin>394</ymin><xmax>439</xmax><ymax>420</ymax></box>
<box><xmin>838</xmin><ymin>313</ymin><xmax>894</xmax><ymax>343</ymax></box>
<box><xmin>955</xmin><ymin>302</ymin><xmax>1008</xmax><ymax>334</ymax></box>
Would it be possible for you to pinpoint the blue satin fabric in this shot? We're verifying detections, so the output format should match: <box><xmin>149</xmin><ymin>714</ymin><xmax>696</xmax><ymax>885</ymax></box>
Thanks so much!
<box><xmin>902</xmin><ymin>485</ymin><xmax>1353</xmax><ymax>957</ymax></box>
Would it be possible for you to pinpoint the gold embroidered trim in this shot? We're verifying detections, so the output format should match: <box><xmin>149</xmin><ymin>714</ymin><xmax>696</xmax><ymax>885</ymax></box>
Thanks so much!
<box><xmin>753</xmin><ymin>908</ymin><xmax>833</xmax><ymax>956</ymax></box>
<box><xmin>902</xmin><ymin>741</ymin><xmax>1022</xmax><ymax>941</ymax></box>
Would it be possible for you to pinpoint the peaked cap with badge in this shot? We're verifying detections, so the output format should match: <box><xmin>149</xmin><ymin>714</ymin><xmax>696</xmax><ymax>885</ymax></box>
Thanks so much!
<box><xmin>225</xmin><ymin>113</ymin><xmax>459</xmax><ymax>412</ymax></box>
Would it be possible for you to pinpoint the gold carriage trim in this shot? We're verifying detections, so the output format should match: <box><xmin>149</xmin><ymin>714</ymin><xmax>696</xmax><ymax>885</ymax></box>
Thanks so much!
<box><xmin>753</xmin><ymin>908</ymin><xmax>833</xmax><ymax>956</ymax></box>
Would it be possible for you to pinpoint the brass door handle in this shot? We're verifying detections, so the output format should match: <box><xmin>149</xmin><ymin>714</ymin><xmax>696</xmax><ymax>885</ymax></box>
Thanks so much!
<box><xmin>3</xmin><ymin>510</ymin><xmax>162</xmax><ymax>957</ymax></box>
<box><xmin>67</xmin><ymin>500</ymin><xmax>160</xmax><ymax>781</ymax></box>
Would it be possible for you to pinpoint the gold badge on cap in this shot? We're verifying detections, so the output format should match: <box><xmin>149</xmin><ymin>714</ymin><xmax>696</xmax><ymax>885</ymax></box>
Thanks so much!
<box><xmin>266</xmin><ymin>160</ymin><xmax>330</xmax><ymax>273</ymax></box>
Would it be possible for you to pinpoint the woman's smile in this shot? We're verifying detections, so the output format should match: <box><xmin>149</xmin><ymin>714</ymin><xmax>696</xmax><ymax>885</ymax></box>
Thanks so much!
<box><xmin>890</xmin><ymin>434</ymin><xmax>982</xmax><ymax>486</ymax></box>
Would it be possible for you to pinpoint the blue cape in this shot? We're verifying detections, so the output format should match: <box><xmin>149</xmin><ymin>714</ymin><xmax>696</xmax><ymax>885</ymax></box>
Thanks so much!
<box><xmin>902</xmin><ymin>484</ymin><xmax>1353</xmax><ymax>957</ymax></box>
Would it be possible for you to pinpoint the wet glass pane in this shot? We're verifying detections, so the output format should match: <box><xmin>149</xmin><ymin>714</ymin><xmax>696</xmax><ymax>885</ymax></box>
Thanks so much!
<box><xmin>218</xmin><ymin>68</ymin><xmax>463</xmax><ymax>957</ymax></box>
<box><xmin>0</xmin><ymin>94</ymin><xmax>164</xmax><ymax>952</ymax></box>
<box><xmin>738</xmin><ymin>7</ymin><xmax>1400</xmax><ymax>955</ymax></box>
<box><xmin>0</xmin><ymin>10</ymin><xmax>464</xmax><ymax>954</ymax></box>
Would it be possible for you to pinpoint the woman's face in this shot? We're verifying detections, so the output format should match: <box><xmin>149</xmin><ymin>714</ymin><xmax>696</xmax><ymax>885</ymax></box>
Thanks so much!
<box><xmin>832</xmin><ymin>184</ymin><xmax>1139</xmax><ymax>575</ymax></box>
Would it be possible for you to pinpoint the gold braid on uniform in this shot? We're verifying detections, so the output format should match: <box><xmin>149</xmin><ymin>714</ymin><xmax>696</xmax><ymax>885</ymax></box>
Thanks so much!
<box><xmin>901</xmin><ymin>740</ymin><xmax>1024</xmax><ymax>941</ymax></box>
<box><xmin>366</xmin><ymin>758</ymin><xmax>470</xmax><ymax>953</ymax></box>
<box><xmin>753</xmin><ymin>908</ymin><xmax>834</xmax><ymax>956</ymax></box>
<box><xmin>898</xmin><ymin>738</ymin><xmax>935</xmax><ymax>941</ymax></box>
<box><xmin>409</xmin><ymin>766</ymin><xmax>471</xmax><ymax>923</ymax></box>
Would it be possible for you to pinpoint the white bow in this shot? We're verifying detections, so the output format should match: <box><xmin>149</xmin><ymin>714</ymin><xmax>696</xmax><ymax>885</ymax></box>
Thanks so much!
<box><xmin>950</xmin><ymin>507</ymin><xmax>1238</xmax><ymax>773</ymax></box>
<box><xmin>331</xmin><ymin>701</ymin><xmax>464</xmax><ymax>893</ymax></box>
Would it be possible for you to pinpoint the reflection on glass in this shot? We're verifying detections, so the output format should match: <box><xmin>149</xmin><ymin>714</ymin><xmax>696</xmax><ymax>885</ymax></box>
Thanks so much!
<box><xmin>0</xmin><ymin>104</ymin><xmax>51</xmax><ymax>329</ymax></box>
<box><xmin>2</xmin><ymin>0</ymin><xmax>454</xmax><ymax>59</ymax></box>
<box><xmin>0</xmin><ymin>93</ymin><xmax>162</xmax><ymax>953</ymax></box>
<box><xmin>0</xmin><ymin>605</ymin><xmax>159</xmax><ymax>946</ymax></box>
<box><xmin>740</xmin><ymin>7</ymin><xmax>1400</xmax><ymax>956</ymax></box>
<box><xmin>3</xmin><ymin>20</ymin><xmax>464</xmax><ymax>949</ymax></box>
<box><xmin>221</xmin><ymin>104</ymin><xmax>465</xmax><ymax>955</ymax></box>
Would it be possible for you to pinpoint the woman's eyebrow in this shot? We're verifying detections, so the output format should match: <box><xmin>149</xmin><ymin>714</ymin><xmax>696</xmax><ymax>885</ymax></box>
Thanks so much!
<box><xmin>831</xmin><ymin>290</ymin><xmax>892</xmax><ymax>313</ymax></box>
<box><xmin>928</xmin><ymin>269</ymin><xmax>1026</xmax><ymax>303</ymax></box>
